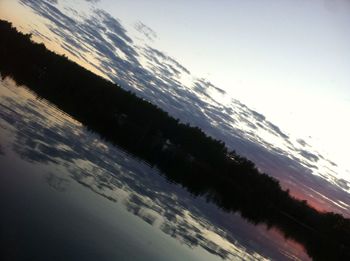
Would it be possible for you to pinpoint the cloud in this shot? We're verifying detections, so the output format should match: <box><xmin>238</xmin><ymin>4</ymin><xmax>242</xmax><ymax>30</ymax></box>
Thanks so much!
<box><xmin>299</xmin><ymin>150</ymin><xmax>319</xmax><ymax>162</ymax></box>
<box><xmin>135</xmin><ymin>21</ymin><xmax>157</xmax><ymax>42</ymax></box>
<box><xmin>336</xmin><ymin>179</ymin><xmax>349</xmax><ymax>190</ymax></box>
<box><xmin>266</xmin><ymin>122</ymin><xmax>289</xmax><ymax>140</ymax></box>
<box><xmin>297</xmin><ymin>138</ymin><xmax>307</xmax><ymax>147</ymax></box>
<box><xmin>193</xmin><ymin>78</ymin><xmax>226</xmax><ymax>98</ymax></box>
<box><xmin>143</xmin><ymin>45</ymin><xmax>190</xmax><ymax>74</ymax></box>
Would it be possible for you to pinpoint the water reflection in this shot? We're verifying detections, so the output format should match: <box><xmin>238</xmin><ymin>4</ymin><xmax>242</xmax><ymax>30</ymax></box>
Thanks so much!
<box><xmin>0</xmin><ymin>77</ymin><xmax>310</xmax><ymax>260</ymax></box>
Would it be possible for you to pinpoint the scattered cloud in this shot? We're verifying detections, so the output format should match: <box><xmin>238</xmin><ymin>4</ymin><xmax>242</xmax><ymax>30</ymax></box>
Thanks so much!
<box><xmin>297</xmin><ymin>138</ymin><xmax>307</xmax><ymax>147</ymax></box>
<box><xmin>299</xmin><ymin>150</ymin><xmax>319</xmax><ymax>162</ymax></box>
<box><xmin>135</xmin><ymin>21</ymin><xmax>157</xmax><ymax>42</ymax></box>
<box><xmin>337</xmin><ymin>179</ymin><xmax>349</xmax><ymax>190</ymax></box>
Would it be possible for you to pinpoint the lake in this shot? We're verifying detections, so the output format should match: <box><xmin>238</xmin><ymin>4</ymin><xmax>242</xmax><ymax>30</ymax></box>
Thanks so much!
<box><xmin>0</xmin><ymin>76</ymin><xmax>311</xmax><ymax>260</ymax></box>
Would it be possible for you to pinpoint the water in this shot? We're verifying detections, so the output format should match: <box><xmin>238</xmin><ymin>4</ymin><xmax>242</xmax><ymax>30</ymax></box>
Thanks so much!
<box><xmin>0</xmin><ymin>77</ymin><xmax>311</xmax><ymax>260</ymax></box>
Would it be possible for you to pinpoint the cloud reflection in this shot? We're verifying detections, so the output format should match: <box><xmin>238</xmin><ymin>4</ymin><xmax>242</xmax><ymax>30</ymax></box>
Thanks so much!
<box><xmin>0</xmin><ymin>76</ymin><xmax>316</xmax><ymax>260</ymax></box>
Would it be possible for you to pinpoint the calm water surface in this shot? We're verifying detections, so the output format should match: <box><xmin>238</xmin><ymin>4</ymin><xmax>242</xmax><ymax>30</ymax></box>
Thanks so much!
<box><xmin>0</xmin><ymin>77</ymin><xmax>311</xmax><ymax>260</ymax></box>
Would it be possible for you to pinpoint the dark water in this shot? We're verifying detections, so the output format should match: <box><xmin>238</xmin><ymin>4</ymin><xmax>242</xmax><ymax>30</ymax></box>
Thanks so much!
<box><xmin>0</xmin><ymin>77</ymin><xmax>310</xmax><ymax>260</ymax></box>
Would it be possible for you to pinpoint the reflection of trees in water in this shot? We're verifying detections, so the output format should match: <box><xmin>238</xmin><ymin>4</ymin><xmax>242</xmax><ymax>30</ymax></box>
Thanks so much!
<box><xmin>0</xmin><ymin>89</ymin><xmax>258</xmax><ymax>260</ymax></box>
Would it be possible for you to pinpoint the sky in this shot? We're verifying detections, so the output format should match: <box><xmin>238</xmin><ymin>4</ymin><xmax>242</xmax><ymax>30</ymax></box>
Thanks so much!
<box><xmin>0</xmin><ymin>0</ymin><xmax>350</xmax><ymax>213</ymax></box>
<box><xmin>101</xmin><ymin>0</ymin><xmax>350</xmax><ymax>172</ymax></box>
